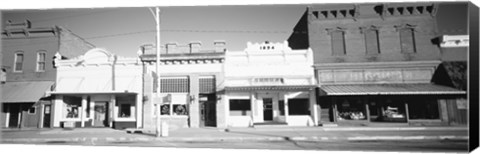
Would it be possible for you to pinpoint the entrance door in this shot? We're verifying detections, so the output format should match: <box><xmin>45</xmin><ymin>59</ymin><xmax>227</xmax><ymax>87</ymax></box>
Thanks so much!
<box><xmin>8</xmin><ymin>105</ymin><xmax>21</xmax><ymax>128</ymax></box>
<box><xmin>263</xmin><ymin>98</ymin><xmax>273</xmax><ymax>121</ymax></box>
<box><xmin>199</xmin><ymin>94</ymin><xmax>216</xmax><ymax>127</ymax></box>
<box><xmin>93</xmin><ymin>102</ymin><xmax>108</xmax><ymax>127</ymax></box>
<box><xmin>43</xmin><ymin>105</ymin><xmax>51</xmax><ymax>128</ymax></box>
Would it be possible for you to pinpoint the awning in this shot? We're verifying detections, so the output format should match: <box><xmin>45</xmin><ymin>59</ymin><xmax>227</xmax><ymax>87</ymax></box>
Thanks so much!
<box><xmin>319</xmin><ymin>83</ymin><xmax>466</xmax><ymax>96</ymax></box>
<box><xmin>1</xmin><ymin>81</ymin><xmax>54</xmax><ymax>103</ymax></box>
<box><xmin>225</xmin><ymin>85</ymin><xmax>316</xmax><ymax>91</ymax></box>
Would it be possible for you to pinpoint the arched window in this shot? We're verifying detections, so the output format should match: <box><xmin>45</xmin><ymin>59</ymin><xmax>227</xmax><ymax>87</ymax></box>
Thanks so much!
<box><xmin>14</xmin><ymin>51</ymin><xmax>24</xmax><ymax>72</ymax></box>
<box><xmin>37</xmin><ymin>50</ymin><xmax>47</xmax><ymax>72</ymax></box>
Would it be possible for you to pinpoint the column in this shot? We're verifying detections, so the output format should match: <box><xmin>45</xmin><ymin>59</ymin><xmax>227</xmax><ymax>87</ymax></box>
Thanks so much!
<box><xmin>89</xmin><ymin>99</ymin><xmax>94</xmax><ymax>126</ymax></box>
<box><xmin>188</xmin><ymin>75</ymin><xmax>200</xmax><ymax>128</ymax></box>
<box><xmin>38</xmin><ymin>104</ymin><xmax>45</xmax><ymax>128</ymax></box>
<box><xmin>110</xmin><ymin>95</ymin><xmax>116</xmax><ymax>127</ymax></box>
<box><xmin>216</xmin><ymin>94</ymin><xmax>228</xmax><ymax>128</ymax></box>
<box><xmin>250</xmin><ymin>92</ymin><xmax>255</xmax><ymax>123</ymax></box>
<box><xmin>404</xmin><ymin>102</ymin><xmax>409</xmax><ymax>123</ymax></box>
<box><xmin>81</xmin><ymin>95</ymin><xmax>87</xmax><ymax>127</ymax></box>
<box><xmin>309</xmin><ymin>90</ymin><xmax>318</xmax><ymax>126</ymax></box>
<box><xmin>284</xmin><ymin>93</ymin><xmax>289</xmax><ymax>125</ymax></box>
<box><xmin>52</xmin><ymin>95</ymin><xmax>63</xmax><ymax>127</ymax></box>
<box><xmin>136</xmin><ymin>94</ymin><xmax>142</xmax><ymax>128</ymax></box>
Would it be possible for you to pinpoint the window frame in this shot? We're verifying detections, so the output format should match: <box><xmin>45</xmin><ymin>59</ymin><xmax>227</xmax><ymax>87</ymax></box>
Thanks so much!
<box><xmin>36</xmin><ymin>51</ymin><xmax>47</xmax><ymax>72</ymax></box>
<box><xmin>13</xmin><ymin>51</ymin><xmax>24</xmax><ymax>73</ymax></box>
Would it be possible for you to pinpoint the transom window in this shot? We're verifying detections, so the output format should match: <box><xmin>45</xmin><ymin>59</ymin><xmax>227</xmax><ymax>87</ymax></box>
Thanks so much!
<box><xmin>159</xmin><ymin>77</ymin><xmax>189</xmax><ymax>93</ymax></box>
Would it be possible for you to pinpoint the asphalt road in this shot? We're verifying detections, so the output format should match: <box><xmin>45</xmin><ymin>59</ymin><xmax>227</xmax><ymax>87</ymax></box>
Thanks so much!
<box><xmin>20</xmin><ymin>140</ymin><xmax>469</xmax><ymax>153</ymax></box>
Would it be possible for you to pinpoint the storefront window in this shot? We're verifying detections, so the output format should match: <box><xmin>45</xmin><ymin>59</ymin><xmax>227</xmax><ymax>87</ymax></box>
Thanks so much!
<box><xmin>336</xmin><ymin>99</ymin><xmax>366</xmax><ymax>120</ymax></box>
<box><xmin>229</xmin><ymin>99</ymin><xmax>251</xmax><ymax>116</ymax></box>
<box><xmin>173</xmin><ymin>104</ymin><xmax>188</xmax><ymax>115</ymax></box>
<box><xmin>63</xmin><ymin>96</ymin><xmax>81</xmax><ymax>119</ymax></box>
<box><xmin>66</xmin><ymin>105</ymin><xmax>79</xmax><ymax>118</ymax></box>
<box><xmin>161</xmin><ymin>104</ymin><xmax>170</xmax><ymax>115</ymax></box>
<box><xmin>288</xmin><ymin>99</ymin><xmax>310</xmax><ymax>115</ymax></box>
<box><xmin>375</xmin><ymin>99</ymin><xmax>407</xmax><ymax>122</ymax></box>
<box><xmin>408</xmin><ymin>99</ymin><xmax>439</xmax><ymax>120</ymax></box>
<box><xmin>161</xmin><ymin>104</ymin><xmax>188</xmax><ymax>116</ymax></box>
<box><xmin>119</xmin><ymin>104</ymin><xmax>131</xmax><ymax>118</ymax></box>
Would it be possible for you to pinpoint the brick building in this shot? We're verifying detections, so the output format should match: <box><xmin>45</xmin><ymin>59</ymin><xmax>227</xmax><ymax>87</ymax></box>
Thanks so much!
<box><xmin>1</xmin><ymin>20</ymin><xmax>94</xmax><ymax>128</ymax></box>
<box><xmin>287</xmin><ymin>3</ymin><xmax>466</xmax><ymax>126</ymax></box>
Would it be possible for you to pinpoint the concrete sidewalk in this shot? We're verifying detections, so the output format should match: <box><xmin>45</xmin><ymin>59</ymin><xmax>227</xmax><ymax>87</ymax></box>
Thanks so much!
<box><xmin>1</xmin><ymin>126</ymin><xmax>469</xmax><ymax>143</ymax></box>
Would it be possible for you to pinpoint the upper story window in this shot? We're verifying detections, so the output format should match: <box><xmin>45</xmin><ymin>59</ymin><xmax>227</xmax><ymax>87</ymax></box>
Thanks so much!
<box><xmin>36</xmin><ymin>51</ymin><xmax>47</xmax><ymax>72</ymax></box>
<box><xmin>399</xmin><ymin>28</ymin><xmax>416</xmax><ymax>53</ymax></box>
<box><xmin>328</xmin><ymin>29</ymin><xmax>347</xmax><ymax>56</ymax></box>
<box><xmin>394</xmin><ymin>24</ymin><xmax>417</xmax><ymax>54</ymax></box>
<box><xmin>14</xmin><ymin>51</ymin><xmax>24</xmax><ymax>72</ymax></box>
<box><xmin>362</xmin><ymin>28</ymin><xmax>381</xmax><ymax>55</ymax></box>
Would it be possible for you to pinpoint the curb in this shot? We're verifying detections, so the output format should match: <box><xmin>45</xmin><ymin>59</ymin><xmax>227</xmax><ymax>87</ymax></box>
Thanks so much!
<box><xmin>1</xmin><ymin>136</ymin><xmax>469</xmax><ymax>143</ymax></box>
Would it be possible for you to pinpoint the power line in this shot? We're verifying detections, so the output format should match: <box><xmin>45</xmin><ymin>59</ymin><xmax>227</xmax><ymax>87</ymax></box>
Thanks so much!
<box><xmin>28</xmin><ymin>10</ymin><xmax>114</xmax><ymax>23</ymax></box>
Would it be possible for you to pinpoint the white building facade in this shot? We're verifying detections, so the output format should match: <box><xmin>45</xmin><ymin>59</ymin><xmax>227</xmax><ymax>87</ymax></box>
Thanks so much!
<box><xmin>51</xmin><ymin>48</ymin><xmax>143</xmax><ymax>129</ymax></box>
<box><xmin>220</xmin><ymin>41</ymin><xmax>318</xmax><ymax>127</ymax></box>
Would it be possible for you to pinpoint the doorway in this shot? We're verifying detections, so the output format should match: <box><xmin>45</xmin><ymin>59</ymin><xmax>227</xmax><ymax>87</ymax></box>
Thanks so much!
<box><xmin>93</xmin><ymin>102</ymin><xmax>108</xmax><ymax>127</ymax></box>
<box><xmin>263</xmin><ymin>98</ymin><xmax>273</xmax><ymax>121</ymax></box>
<box><xmin>7</xmin><ymin>105</ymin><xmax>21</xmax><ymax>128</ymax></box>
<box><xmin>43</xmin><ymin>105</ymin><xmax>51</xmax><ymax>128</ymax></box>
<box><xmin>199</xmin><ymin>94</ymin><xmax>216</xmax><ymax>127</ymax></box>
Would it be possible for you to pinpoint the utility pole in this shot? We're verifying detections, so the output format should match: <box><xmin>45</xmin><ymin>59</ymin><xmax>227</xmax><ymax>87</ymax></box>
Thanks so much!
<box><xmin>149</xmin><ymin>6</ymin><xmax>165</xmax><ymax>137</ymax></box>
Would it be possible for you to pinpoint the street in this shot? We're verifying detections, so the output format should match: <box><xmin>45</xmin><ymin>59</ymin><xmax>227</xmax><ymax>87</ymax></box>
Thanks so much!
<box><xmin>4</xmin><ymin>139</ymin><xmax>468</xmax><ymax>152</ymax></box>
<box><xmin>0</xmin><ymin>127</ymin><xmax>470</xmax><ymax>153</ymax></box>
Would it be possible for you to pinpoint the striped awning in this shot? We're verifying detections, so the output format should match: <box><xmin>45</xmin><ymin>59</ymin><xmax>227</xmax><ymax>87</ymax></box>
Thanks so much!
<box><xmin>319</xmin><ymin>83</ymin><xmax>466</xmax><ymax>96</ymax></box>
<box><xmin>1</xmin><ymin>81</ymin><xmax>54</xmax><ymax>103</ymax></box>
<box><xmin>225</xmin><ymin>85</ymin><xmax>316</xmax><ymax>91</ymax></box>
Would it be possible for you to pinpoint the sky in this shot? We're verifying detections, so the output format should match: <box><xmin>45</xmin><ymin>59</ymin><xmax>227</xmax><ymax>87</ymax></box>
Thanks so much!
<box><xmin>1</xmin><ymin>1</ymin><xmax>469</xmax><ymax>57</ymax></box>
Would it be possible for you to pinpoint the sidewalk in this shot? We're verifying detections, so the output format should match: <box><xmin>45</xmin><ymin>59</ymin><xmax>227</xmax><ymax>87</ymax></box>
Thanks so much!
<box><xmin>1</xmin><ymin>126</ymin><xmax>469</xmax><ymax>143</ymax></box>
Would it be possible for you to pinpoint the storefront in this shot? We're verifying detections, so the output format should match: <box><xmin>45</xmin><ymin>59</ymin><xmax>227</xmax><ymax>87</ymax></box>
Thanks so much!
<box><xmin>138</xmin><ymin>42</ymin><xmax>224</xmax><ymax>129</ymax></box>
<box><xmin>1</xmin><ymin>81</ymin><xmax>54</xmax><ymax>128</ymax></box>
<box><xmin>52</xmin><ymin>48</ymin><xmax>143</xmax><ymax>129</ymax></box>
<box><xmin>220</xmin><ymin>41</ymin><xmax>318</xmax><ymax>127</ymax></box>
<box><xmin>314</xmin><ymin>60</ymin><xmax>469</xmax><ymax>126</ymax></box>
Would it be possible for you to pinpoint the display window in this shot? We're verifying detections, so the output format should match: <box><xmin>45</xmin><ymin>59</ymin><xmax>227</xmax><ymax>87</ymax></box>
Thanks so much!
<box><xmin>336</xmin><ymin>98</ymin><xmax>366</xmax><ymax>120</ymax></box>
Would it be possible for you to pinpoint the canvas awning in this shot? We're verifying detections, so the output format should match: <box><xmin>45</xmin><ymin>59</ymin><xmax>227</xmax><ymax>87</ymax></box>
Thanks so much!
<box><xmin>1</xmin><ymin>81</ymin><xmax>54</xmax><ymax>103</ymax></box>
<box><xmin>319</xmin><ymin>83</ymin><xmax>466</xmax><ymax>96</ymax></box>
<box><xmin>225</xmin><ymin>85</ymin><xmax>316</xmax><ymax>91</ymax></box>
